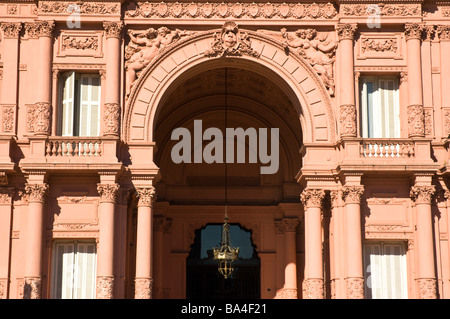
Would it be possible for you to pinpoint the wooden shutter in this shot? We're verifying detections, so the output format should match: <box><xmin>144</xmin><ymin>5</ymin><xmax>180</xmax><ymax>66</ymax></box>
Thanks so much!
<box><xmin>78</xmin><ymin>74</ymin><xmax>101</xmax><ymax>137</ymax></box>
<box><xmin>60</xmin><ymin>72</ymin><xmax>76</xmax><ymax>136</ymax></box>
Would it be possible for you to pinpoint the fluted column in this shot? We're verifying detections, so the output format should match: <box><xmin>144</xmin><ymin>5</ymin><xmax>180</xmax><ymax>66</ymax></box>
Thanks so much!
<box><xmin>103</xmin><ymin>22</ymin><xmax>123</xmax><ymax>137</ymax></box>
<box><xmin>336</xmin><ymin>24</ymin><xmax>358</xmax><ymax>137</ymax></box>
<box><xmin>0</xmin><ymin>187</ymin><xmax>14</xmax><ymax>299</ymax></box>
<box><xmin>300</xmin><ymin>188</ymin><xmax>325</xmax><ymax>299</ymax></box>
<box><xmin>405</xmin><ymin>23</ymin><xmax>425</xmax><ymax>138</ymax></box>
<box><xmin>410</xmin><ymin>186</ymin><xmax>437</xmax><ymax>299</ymax></box>
<box><xmin>342</xmin><ymin>186</ymin><xmax>364</xmax><ymax>299</ymax></box>
<box><xmin>23</xmin><ymin>183</ymin><xmax>49</xmax><ymax>299</ymax></box>
<box><xmin>0</xmin><ymin>22</ymin><xmax>21</xmax><ymax>135</ymax></box>
<box><xmin>96</xmin><ymin>183</ymin><xmax>119</xmax><ymax>299</ymax></box>
<box><xmin>134</xmin><ymin>187</ymin><xmax>156</xmax><ymax>299</ymax></box>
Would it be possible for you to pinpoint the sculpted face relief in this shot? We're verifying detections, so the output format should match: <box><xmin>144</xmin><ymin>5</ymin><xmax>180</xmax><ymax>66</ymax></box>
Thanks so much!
<box><xmin>171</xmin><ymin>120</ymin><xmax>279</xmax><ymax>174</ymax></box>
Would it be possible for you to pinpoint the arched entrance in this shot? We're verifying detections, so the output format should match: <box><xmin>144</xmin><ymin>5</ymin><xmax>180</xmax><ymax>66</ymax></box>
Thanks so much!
<box><xmin>124</xmin><ymin>25</ymin><xmax>335</xmax><ymax>299</ymax></box>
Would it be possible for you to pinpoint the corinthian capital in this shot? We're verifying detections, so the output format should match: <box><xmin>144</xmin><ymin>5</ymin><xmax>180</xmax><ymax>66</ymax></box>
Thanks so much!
<box><xmin>97</xmin><ymin>183</ymin><xmax>119</xmax><ymax>203</ymax></box>
<box><xmin>410</xmin><ymin>186</ymin><xmax>435</xmax><ymax>204</ymax></box>
<box><xmin>336</xmin><ymin>24</ymin><xmax>357</xmax><ymax>40</ymax></box>
<box><xmin>103</xmin><ymin>21</ymin><xmax>123</xmax><ymax>38</ymax></box>
<box><xmin>342</xmin><ymin>186</ymin><xmax>364</xmax><ymax>204</ymax></box>
<box><xmin>0</xmin><ymin>22</ymin><xmax>22</xmax><ymax>38</ymax></box>
<box><xmin>405</xmin><ymin>23</ymin><xmax>424</xmax><ymax>40</ymax></box>
<box><xmin>25</xmin><ymin>183</ymin><xmax>49</xmax><ymax>203</ymax></box>
<box><xmin>135</xmin><ymin>187</ymin><xmax>156</xmax><ymax>207</ymax></box>
<box><xmin>300</xmin><ymin>189</ymin><xmax>325</xmax><ymax>208</ymax></box>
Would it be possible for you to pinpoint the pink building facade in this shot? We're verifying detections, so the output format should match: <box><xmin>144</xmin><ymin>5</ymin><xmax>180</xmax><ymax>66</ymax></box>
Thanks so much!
<box><xmin>0</xmin><ymin>0</ymin><xmax>449</xmax><ymax>299</ymax></box>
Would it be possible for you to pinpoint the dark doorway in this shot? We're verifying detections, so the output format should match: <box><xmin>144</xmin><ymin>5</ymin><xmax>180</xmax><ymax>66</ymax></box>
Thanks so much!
<box><xmin>186</xmin><ymin>224</ymin><xmax>260</xmax><ymax>299</ymax></box>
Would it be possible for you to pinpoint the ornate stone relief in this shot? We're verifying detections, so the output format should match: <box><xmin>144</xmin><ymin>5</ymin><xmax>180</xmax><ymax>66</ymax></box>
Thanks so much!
<box><xmin>0</xmin><ymin>22</ymin><xmax>22</xmax><ymax>38</ymax></box>
<box><xmin>341</xmin><ymin>3</ymin><xmax>421</xmax><ymax>17</ymax></box>
<box><xmin>39</xmin><ymin>1</ymin><xmax>120</xmax><ymax>15</ymax></box>
<box><xmin>96</xmin><ymin>276</ymin><xmax>114</xmax><ymax>299</ymax></box>
<box><xmin>410</xmin><ymin>186</ymin><xmax>435</xmax><ymax>204</ymax></box>
<box><xmin>346</xmin><ymin>277</ymin><xmax>364</xmax><ymax>299</ymax></box>
<box><xmin>339</xmin><ymin>104</ymin><xmax>357</xmax><ymax>137</ymax></box>
<box><xmin>2</xmin><ymin>105</ymin><xmax>14</xmax><ymax>133</ymax></box>
<box><xmin>204</xmin><ymin>21</ymin><xmax>260</xmax><ymax>58</ymax></box>
<box><xmin>61</xmin><ymin>35</ymin><xmax>98</xmax><ymax>51</ymax></box>
<box><xmin>26</xmin><ymin>102</ymin><xmax>52</xmax><ymax>135</ymax></box>
<box><xmin>125</xmin><ymin>26</ymin><xmax>193</xmax><ymax>96</ymax></box>
<box><xmin>407</xmin><ymin>104</ymin><xmax>425</xmax><ymax>137</ymax></box>
<box><xmin>361</xmin><ymin>38</ymin><xmax>397</xmax><ymax>53</ymax></box>
<box><xmin>103</xmin><ymin>103</ymin><xmax>120</xmax><ymax>136</ymax></box>
<box><xmin>125</xmin><ymin>1</ymin><xmax>338</xmax><ymax>20</ymax></box>
<box><xmin>405</xmin><ymin>23</ymin><xmax>424</xmax><ymax>40</ymax></box>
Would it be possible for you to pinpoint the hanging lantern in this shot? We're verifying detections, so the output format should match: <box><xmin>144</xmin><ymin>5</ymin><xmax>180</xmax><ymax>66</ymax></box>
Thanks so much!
<box><xmin>213</xmin><ymin>216</ymin><xmax>239</xmax><ymax>279</ymax></box>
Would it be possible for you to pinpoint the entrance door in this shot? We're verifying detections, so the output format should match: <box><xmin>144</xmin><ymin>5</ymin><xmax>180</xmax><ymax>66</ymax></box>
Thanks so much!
<box><xmin>186</xmin><ymin>224</ymin><xmax>260</xmax><ymax>299</ymax></box>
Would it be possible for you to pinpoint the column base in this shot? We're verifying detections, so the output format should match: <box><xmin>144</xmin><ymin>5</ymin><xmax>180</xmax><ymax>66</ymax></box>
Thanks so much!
<box><xmin>96</xmin><ymin>276</ymin><xmax>114</xmax><ymax>299</ymax></box>
<box><xmin>23</xmin><ymin>276</ymin><xmax>42</xmax><ymax>299</ymax></box>
<box><xmin>304</xmin><ymin>278</ymin><xmax>324</xmax><ymax>299</ymax></box>
<box><xmin>418</xmin><ymin>278</ymin><xmax>437</xmax><ymax>299</ymax></box>
<box><xmin>135</xmin><ymin>277</ymin><xmax>153</xmax><ymax>299</ymax></box>
<box><xmin>346</xmin><ymin>277</ymin><xmax>364</xmax><ymax>299</ymax></box>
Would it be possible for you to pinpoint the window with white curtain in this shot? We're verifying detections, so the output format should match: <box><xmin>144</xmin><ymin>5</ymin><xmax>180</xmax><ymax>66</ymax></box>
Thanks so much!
<box><xmin>51</xmin><ymin>241</ymin><xmax>97</xmax><ymax>299</ymax></box>
<box><xmin>363</xmin><ymin>241</ymin><xmax>408</xmax><ymax>299</ymax></box>
<box><xmin>58</xmin><ymin>71</ymin><xmax>101</xmax><ymax>137</ymax></box>
<box><xmin>360</xmin><ymin>76</ymin><xmax>400</xmax><ymax>138</ymax></box>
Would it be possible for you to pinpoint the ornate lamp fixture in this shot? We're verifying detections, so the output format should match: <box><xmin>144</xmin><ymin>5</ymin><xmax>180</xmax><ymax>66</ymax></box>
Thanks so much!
<box><xmin>213</xmin><ymin>67</ymin><xmax>239</xmax><ymax>279</ymax></box>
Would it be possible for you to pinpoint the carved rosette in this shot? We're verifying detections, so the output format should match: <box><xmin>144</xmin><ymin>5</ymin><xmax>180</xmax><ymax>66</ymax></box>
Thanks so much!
<box><xmin>304</xmin><ymin>278</ymin><xmax>324</xmax><ymax>299</ymax></box>
<box><xmin>300</xmin><ymin>189</ymin><xmax>325</xmax><ymax>208</ymax></box>
<box><xmin>103</xmin><ymin>103</ymin><xmax>120</xmax><ymax>136</ymax></box>
<box><xmin>135</xmin><ymin>187</ymin><xmax>156</xmax><ymax>207</ymax></box>
<box><xmin>23</xmin><ymin>277</ymin><xmax>42</xmax><ymax>299</ymax></box>
<box><xmin>135</xmin><ymin>277</ymin><xmax>153</xmax><ymax>299</ymax></box>
<box><xmin>0</xmin><ymin>22</ymin><xmax>22</xmax><ymax>38</ymax></box>
<box><xmin>339</xmin><ymin>104</ymin><xmax>357</xmax><ymax>137</ymax></box>
<box><xmin>103</xmin><ymin>21</ymin><xmax>123</xmax><ymax>38</ymax></box>
<box><xmin>410</xmin><ymin>186</ymin><xmax>435</xmax><ymax>204</ymax></box>
<box><xmin>25</xmin><ymin>183</ymin><xmax>49</xmax><ymax>203</ymax></box>
<box><xmin>407</xmin><ymin>104</ymin><xmax>425</xmax><ymax>137</ymax></box>
<box><xmin>97</xmin><ymin>184</ymin><xmax>119</xmax><ymax>203</ymax></box>
<box><xmin>96</xmin><ymin>276</ymin><xmax>114</xmax><ymax>299</ymax></box>
<box><xmin>342</xmin><ymin>186</ymin><xmax>364</xmax><ymax>204</ymax></box>
<box><xmin>405</xmin><ymin>23</ymin><xmax>424</xmax><ymax>40</ymax></box>
<box><xmin>346</xmin><ymin>277</ymin><xmax>364</xmax><ymax>299</ymax></box>
<box><xmin>336</xmin><ymin>24</ymin><xmax>357</xmax><ymax>40</ymax></box>
<box><xmin>418</xmin><ymin>278</ymin><xmax>437</xmax><ymax>299</ymax></box>
<box><xmin>34</xmin><ymin>102</ymin><xmax>52</xmax><ymax>135</ymax></box>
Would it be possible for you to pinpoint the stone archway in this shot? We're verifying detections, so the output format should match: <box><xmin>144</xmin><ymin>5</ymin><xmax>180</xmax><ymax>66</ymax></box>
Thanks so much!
<box><xmin>124</xmin><ymin>23</ymin><xmax>336</xmax><ymax>146</ymax></box>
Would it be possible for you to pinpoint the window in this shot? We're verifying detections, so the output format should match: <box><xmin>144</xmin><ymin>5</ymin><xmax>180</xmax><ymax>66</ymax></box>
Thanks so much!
<box><xmin>58</xmin><ymin>72</ymin><xmax>101</xmax><ymax>137</ymax></box>
<box><xmin>51</xmin><ymin>241</ymin><xmax>97</xmax><ymax>299</ymax></box>
<box><xmin>363</xmin><ymin>241</ymin><xmax>408</xmax><ymax>299</ymax></box>
<box><xmin>360</xmin><ymin>76</ymin><xmax>400</xmax><ymax>138</ymax></box>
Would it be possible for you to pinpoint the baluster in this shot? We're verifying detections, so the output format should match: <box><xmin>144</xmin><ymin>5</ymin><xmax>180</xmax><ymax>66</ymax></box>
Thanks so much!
<box><xmin>97</xmin><ymin>141</ymin><xmax>101</xmax><ymax>156</ymax></box>
<box><xmin>46</xmin><ymin>141</ymin><xmax>52</xmax><ymax>156</ymax></box>
<box><xmin>89</xmin><ymin>142</ymin><xmax>94</xmax><ymax>156</ymax></box>
<box><xmin>74</xmin><ymin>140</ymin><xmax>80</xmax><ymax>156</ymax></box>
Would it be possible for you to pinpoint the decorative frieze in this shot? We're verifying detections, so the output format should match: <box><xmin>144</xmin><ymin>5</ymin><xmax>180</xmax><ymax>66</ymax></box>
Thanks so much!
<box><xmin>361</xmin><ymin>38</ymin><xmax>397</xmax><ymax>53</ymax></box>
<box><xmin>407</xmin><ymin>104</ymin><xmax>425</xmax><ymax>137</ymax></box>
<box><xmin>103</xmin><ymin>103</ymin><xmax>120</xmax><ymax>136</ymax></box>
<box><xmin>39</xmin><ymin>1</ymin><xmax>120</xmax><ymax>15</ymax></box>
<box><xmin>341</xmin><ymin>3</ymin><xmax>421</xmax><ymax>17</ymax></box>
<box><xmin>204</xmin><ymin>21</ymin><xmax>260</xmax><ymax>58</ymax></box>
<box><xmin>0</xmin><ymin>22</ymin><xmax>22</xmax><ymax>38</ymax></box>
<box><xmin>410</xmin><ymin>186</ymin><xmax>435</xmax><ymax>204</ymax></box>
<box><xmin>24</xmin><ymin>183</ymin><xmax>49</xmax><ymax>203</ymax></box>
<box><xmin>58</xmin><ymin>32</ymin><xmax>103</xmax><ymax>57</ymax></box>
<box><xmin>135</xmin><ymin>186</ymin><xmax>156</xmax><ymax>207</ymax></box>
<box><xmin>97</xmin><ymin>184</ymin><xmax>119</xmax><ymax>203</ymax></box>
<box><xmin>300</xmin><ymin>188</ymin><xmax>325</xmax><ymax>208</ymax></box>
<box><xmin>125</xmin><ymin>1</ymin><xmax>338</xmax><ymax>20</ymax></box>
<box><xmin>339</xmin><ymin>104</ymin><xmax>357</xmax><ymax>137</ymax></box>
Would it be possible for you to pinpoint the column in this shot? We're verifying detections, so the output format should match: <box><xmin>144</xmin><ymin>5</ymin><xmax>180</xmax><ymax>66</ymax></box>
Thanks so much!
<box><xmin>405</xmin><ymin>23</ymin><xmax>425</xmax><ymax>138</ymax></box>
<box><xmin>103</xmin><ymin>22</ymin><xmax>123</xmax><ymax>137</ymax></box>
<box><xmin>96</xmin><ymin>183</ymin><xmax>119</xmax><ymax>299</ymax></box>
<box><xmin>23</xmin><ymin>183</ymin><xmax>49</xmax><ymax>299</ymax></box>
<box><xmin>336</xmin><ymin>24</ymin><xmax>358</xmax><ymax>137</ymax></box>
<box><xmin>410</xmin><ymin>185</ymin><xmax>437</xmax><ymax>299</ymax></box>
<box><xmin>329</xmin><ymin>190</ymin><xmax>342</xmax><ymax>299</ymax></box>
<box><xmin>274</xmin><ymin>220</ymin><xmax>285</xmax><ymax>298</ymax></box>
<box><xmin>0</xmin><ymin>187</ymin><xmax>14</xmax><ymax>299</ymax></box>
<box><xmin>281</xmin><ymin>217</ymin><xmax>299</xmax><ymax>299</ymax></box>
<box><xmin>134</xmin><ymin>187</ymin><xmax>156</xmax><ymax>299</ymax></box>
<box><xmin>300</xmin><ymin>188</ymin><xmax>325</xmax><ymax>299</ymax></box>
<box><xmin>153</xmin><ymin>215</ymin><xmax>165</xmax><ymax>299</ymax></box>
<box><xmin>342</xmin><ymin>185</ymin><xmax>364</xmax><ymax>299</ymax></box>
<box><xmin>0</xmin><ymin>22</ymin><xmax>21</xmax><ymax>135</ymax></box>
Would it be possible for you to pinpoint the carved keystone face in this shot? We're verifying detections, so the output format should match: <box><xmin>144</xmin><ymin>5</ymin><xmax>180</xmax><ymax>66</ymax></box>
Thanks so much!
<box><xmin>222</xmin><ymin>31</ymin><xmax>238</xmax><ymax>49</ymax></box>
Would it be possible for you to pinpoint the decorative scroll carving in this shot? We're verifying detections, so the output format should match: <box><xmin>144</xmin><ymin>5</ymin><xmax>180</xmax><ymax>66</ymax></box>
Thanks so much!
<box><xmin>39</xmin><ymin>1</ymin><xmax>120</xmax><ymax>15</ymax></box>
<box><xmin>0</xmin><ymin>22</ymin><xmax>22</xmax><ymax>38</ymax></box>
<box><xmin>336</xmin><ymin>24</ymin><xmax>357</xmax><ymax>40</ymax></box>
<box><xmin>300</xmin><ymin>188</ymin><xmax>325</xmax><ymax>208</ymax></box>
<box><xmin>125</xmin><ymin>2</ymin><xmax>338</xmax><ymax>20</ymax></box>
<box><xmin>125</xmin><ymin>26</ymin><xmax>192</xmax><ymax>95</ymax></box>
<box><xmin>103</xmin><ymin>103</ymin><xmax>120</xmax><ymax>136</ymax></box>
<box><xmin>304</xmin><ymin>278</ymin><xmax>323</xmax><ymax>299</ymax></box>
<box><xmin>405</xmin><ymin>23</ymin><xmax>424</xmax><ymax>40</ymax></box>
<box><xmin>361</xmin><ymin>38</ymin><xmax>398</xmax><ymax>53</ymax></box>
<box><xmin>418</xmin><ymin>278</ymin><xmax>437</xmax><ymax>299</ymax></box>
<box><xmin>135</xmin><ymin>277</ymin><xmax>153</xmax><ymax>299</ymax></box>
<box><xmin>96</xmin><ymin>276</ymin><xmax>114</xmax><ymax>299</ymax></box>
<box><xmin>281</xmin><ymin>28</ymin><xmax>337</xmax><ymax>96</ymax></box>
<box><xmin>25</xmin><ymin>183</ymin><xmax>49</xmax><ymax>203</ymax></box>
<box><xmin>204</xmin><ymin>21</ymin><xmax>260</xmax><ymax>58</ymax></box>
<box><xmin>410</xmin><ymin>186</ymin><xmax>435</xmax><ymax>204</ymax></box>
<box><xmin>342</xmin><ymin>4</ymin><xmax>421</xmax><ymax>17</ymax></box>
<box><xmin>407</xmin><ymin>104</ymin><xmax>425</xmax><ymax>137</ymax></box>
<box><xmin>103</xmin><ymin>21</ymin><xmax>123</xmax><ymax>38</ymax></box>
<box><xmin>135</xmin><ymin>187</ymin><xmax>156</xmax><ymax>207</ymax></box>
<box><xmin>342</xmin><ymin>186</ymin><xmax>364</xmax><ymax>204</ymax></box>
<box><xmin>97</xmin><ymin>184</ymin><xmax>119</xmax><ymax>203</ymax></box>
<box><xmin>23</xmin><ymin>277</ymin><xmax>42</xmax><ymax>299</ymax></box>
<box><xmin>2</xmin><ymin>105</ymin><xmax>14</xmax><ymax>133</ymax></box>
<box><xmin>346</xmin><ymin>277</ymin><xmax>364</xmax><ymax>299</ymax></box>
<box><xmin>339</xmin><ymin>104</ymin><xmax>357</xmax><ymax>137</ymax></box>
